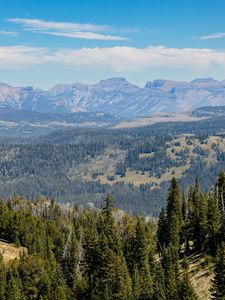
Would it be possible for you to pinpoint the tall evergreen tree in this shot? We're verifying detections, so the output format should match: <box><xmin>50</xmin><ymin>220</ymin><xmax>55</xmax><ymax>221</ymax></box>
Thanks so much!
<box><xmin>92</xmin><ymin>233</ymin><xmax>131</xmax><ymax>300</ymax></box>
<box><xmin>192</xmin><ymin>193</ymin><xmax>208</xmax><ymax>252</ymax></box>
<box><xmin>166</xmin><ymin>178</ymin><xmax>182</xmax><ymax>249</ymax></box>
<box><xmin>63</xmin><ymin>230</ymin><xmax>78</xmax><ymax>292</ymax></box>
<box><xmin>152</xmin><ymin>265</ymin><xmax>166</xmax><ymax>300</ymax></box>
<box><xmin>211</xmin><ymin>242</ymin><xmax>225</xmax><ymax>299</ymax></box>
<box><xmin>217</xmin><ymin>172</ymin><xmax>225</xmax><ymax>217</ymax></box>
<box><xmin>0</xmin><ymin>254</ymin><xmax>6</xmax><ymax>300</ymax></box>
<box><xmin>162</xmin><ymin>244</ymin><xmax>179</xmax><ymax>300</ymax></box>
<box><xmin>5</xmin><ymin>269</ymin><xmax>24</xmax><ymax>300</ymax></box>
<box><xmin>207</xmin><ymin>195</ymin><xmax>221</xmax><ymax>255</ymax></box>
<box><xmin>181</xmin><ymin>193</ymin><xmax>191</xmax><ymax>255</ymax></box>
<box><xmin>178</xmin><ymin>272</ymin><xmax>198</xmax><ymax>300</ymax></box>
<box><xmin>216</xmin><ymin>172</ymin><xmax>225</xmax><ymax>245</ymax></box>
<box><xmin>102</xmin><ymin>194</ymin><xmax>115</xmax><ymax>218</ymax></box>
<box><xmin>157</xmin><ymin>208</ymin><xmax>167</xmax><ymax>252</ymax></box>
<box><xmin>133</xmin><ymin>220</ymin><xmax>154</xmax><ymax>298</ymax></box>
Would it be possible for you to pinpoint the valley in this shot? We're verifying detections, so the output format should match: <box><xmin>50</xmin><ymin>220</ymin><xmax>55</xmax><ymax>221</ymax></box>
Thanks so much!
<box><xmin>113</xmin><ymin>113</ymin><xmax>206</xmax><ymax>129</ymax></box>
<box><xmin>1</xmin><ymin>114</ymin><xmax>225</xmax><ymax>216</ymax></box>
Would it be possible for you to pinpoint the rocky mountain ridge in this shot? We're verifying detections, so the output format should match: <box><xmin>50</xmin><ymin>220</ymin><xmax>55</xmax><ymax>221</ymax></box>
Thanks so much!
<box><xmin>1</xmin><ymin>77</ymin><xmax>225</xmax><ymax>117</ymax></box>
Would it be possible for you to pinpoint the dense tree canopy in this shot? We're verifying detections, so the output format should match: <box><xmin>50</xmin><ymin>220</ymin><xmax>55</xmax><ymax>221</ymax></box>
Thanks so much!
<box><xmin>1</xmin><ymin>172</ymin><xmax>225</xmax><ymax>299</ymax></box>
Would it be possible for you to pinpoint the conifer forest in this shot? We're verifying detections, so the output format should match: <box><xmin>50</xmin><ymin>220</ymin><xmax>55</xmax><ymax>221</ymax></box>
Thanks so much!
<box><xmin>1</xmin><ymin>172</ymin><xmax>225</xmax><ymax>299</ymax></box>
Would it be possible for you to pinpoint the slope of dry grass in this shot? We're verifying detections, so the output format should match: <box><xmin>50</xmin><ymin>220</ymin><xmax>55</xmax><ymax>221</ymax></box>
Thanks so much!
<box><xmin>0</xmin><ymin>240</ymin><xmax>27</xmax><ymax>264</ymax></box>
<box><xmin>187</xmin><ymin>253</ymin><xmax>214</xmax><ymax>300</ymax></box>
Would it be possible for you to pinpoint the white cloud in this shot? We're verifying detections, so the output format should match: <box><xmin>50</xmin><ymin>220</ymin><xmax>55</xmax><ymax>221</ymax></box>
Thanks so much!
<box><xmin>7</xmin><ymin>18</ymin><xmax>111</xmax><ymax>32</ymax></box>
<box><xmin>7</xmin><ymin>18</ymin><xmax>127</xmax><ymax>41</ymax></box>
<box><xmin>38</xmin><ymin>30</ymin><xmax>127</xmax><ymax>41</ymax></box>
<box><xmin>0</xmin><ymin>46</ymin><xmax>55</xmax><ymax>68</ymax></box>
<box><xmin>0</xmin><ymin>45</ymin><xmax>225</xmax><ymax>73</ymax></box>
<box><xmin>199</xmin><ymin>32</ymin><xmax>225</xmax><ymax>40</ymax></box>
<box><xmin>53</xmin><ymin>46</ymin><xmax>225</xmax><ymax>71</ymax></box>
<box><xmin>0</xmin><ymin>30</ymin><xmax>17</xmax><ymax>36</ymax></box>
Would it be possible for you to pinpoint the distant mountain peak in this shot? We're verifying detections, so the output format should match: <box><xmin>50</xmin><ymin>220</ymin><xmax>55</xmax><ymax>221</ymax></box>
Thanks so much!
<box><xmin>94</xmin><ymin>77</ymin><xmax>139</xmax><ymax>90</ymax></box>
<box><xmin>145</xmin><ymin>79</ymin><xmax>169</xmax><ymax>89</ymax></box>
<box><xmin>191</xmin><ymin>77</ymin><xmax>215</xmax><ymax>83</ymax></box>
<box><xmin>145</xmin><ymin>79</ymin><xmax>185</xmax><ymax>89</ymax></box>
<box><xmin>97</xmin><ymin>77</ymin><xmax>129</xmax><ymax>85</ymax></box>
<box><xmin>0</xmin><ymin>82</ymin><xmax>11</xmax><ymax>87</ymax></box>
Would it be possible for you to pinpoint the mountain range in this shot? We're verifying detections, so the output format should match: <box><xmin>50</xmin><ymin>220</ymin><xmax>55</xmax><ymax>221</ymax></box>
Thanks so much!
<box><xmin>1</xmin><ymin>77</ymin><xmax>225</xmax><ymax>118</ymax></box>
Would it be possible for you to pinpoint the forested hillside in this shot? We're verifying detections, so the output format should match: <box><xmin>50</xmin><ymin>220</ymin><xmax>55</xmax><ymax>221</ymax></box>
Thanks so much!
<box><xmin>0</xmin><ymin>108</ymin><xmax>122</xmax><ymax>138</ymax></box>
<box><xmin>1</xmin><ymin>116</ymin><xmax>225</xmax><ymax>215</ymax></box>
<box><xmin>1</xmin><ymin>173</ymin><xmax>225</xmax><ymax>299</ymax></box>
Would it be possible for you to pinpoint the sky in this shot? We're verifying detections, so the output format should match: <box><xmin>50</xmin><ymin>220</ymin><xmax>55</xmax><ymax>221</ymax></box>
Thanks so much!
<box><xmin>0</xmin><ymin>0</ymin><xmax>225</xmax><ymax>88</ymax></box>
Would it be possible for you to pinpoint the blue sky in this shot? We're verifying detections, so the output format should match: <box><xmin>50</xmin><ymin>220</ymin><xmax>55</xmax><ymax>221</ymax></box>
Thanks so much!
<box><xmin>0</xmin><ymin>0</ymin><xmax>225</xmax><ymax>88</ymax></box>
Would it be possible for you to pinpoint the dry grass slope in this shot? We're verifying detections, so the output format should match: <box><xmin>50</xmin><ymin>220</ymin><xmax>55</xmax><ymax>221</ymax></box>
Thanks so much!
<box><xmin>187</xmin><ymin>253</ymin><xmax>214</xmax><ymax>300</ymax></box>
<box><xmin>69</xmin><ymin>134</ymin><xmax>225</xmax><ymax>190</ymax></box>
<box><xmin>114</xmin><ymin>113</ymin><xmax>207</xmax><ymax>129</ymax></box>
<box><xmin>0</xmin><ymin>240</ymin><xmax>27</xmax><ymax>264</ymax></box>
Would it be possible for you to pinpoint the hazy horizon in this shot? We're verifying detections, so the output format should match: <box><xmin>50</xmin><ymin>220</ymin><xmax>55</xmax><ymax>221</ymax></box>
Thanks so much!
<box><xmin>1</xmin><ymin>76</ymin><xmax>225</xmax><ymax>90</ymax></box>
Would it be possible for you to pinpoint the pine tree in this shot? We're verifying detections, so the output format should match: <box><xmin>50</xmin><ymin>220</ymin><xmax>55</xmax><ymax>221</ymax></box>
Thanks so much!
<box><xmin>62</xmin><ymin>230</ymin><xmax>78</xmax><ymax>291</ymax></box>
<box><xmin>54</xmin><ymin>285</ymin><xmax>68</xmax><ymax>300</ymax></box>
<box><xmin>5</xmin><ymin>269</ymin><xmax>24</xmax><ymax>300</ymax></box>
<box><xmin>102</xmin><ymin>194</ymin><xmax>115</xmax><ymax>218</ymax></box>
<box><xmin>207</xmin><ymin>195</ymin><xmax>221</xmax><ymax>255</ymax></box>
<box><xmin>48</xmin><ymin>265</ymin><xmax>68</xmax><ymax>300</ymax></box>
<box><xmin>157</xmin><ymin>208</ymin><xmax>167</xmax><ymax>252</ymax></box>
<box><xmin>82</xmin><ymin>225</ymin><xmax>98</xmax><ymax>278</ymax></box>
<box><xmin>132</xmin><ymin>220</ymin><xmax>151</xmax><ymax>269</ymax></box>
<box><xmin>100</xmin><ymin>196</ymin><xmax>122</xmax><ymax>255</ymax></box>
<box><xmin>178</xmin><ymin>272</ymin><xmax>198</xmax><ymax>300</ymax></box>
<box><xmin>18</xmin><ymin>254</ymin><xmax>51</xmax><ymax>299</ymax></box>
<box><xmin>217</xmin><ymin>172</ymin><xmax>225</xmax><ymax>217</ymax></box>
<box><xmin>216</xmin><ymin>172</ymin><xmax>225</xmax><ymax>245</ymax></box>
<box><xmin>211</xmin><ymin>242</ymin><xmax>225</xmax><ymax>299</ymax></box>
<box><xmin>166</xmin><ymin>178</ymin><xmax>182</xmax><ymax>249</ymax></box>
<box><xmin>129</xmin><ymin>219</ymin><xmax>153</xmax><ymax>299</ymax></box>
<box><xmin>152</xmin><ymin>265</ymin><xmax>166</xmax><ymax>300</ymax></box>
<box><xmin>162</xmin><ymin>244</ymin><xmax>179</xmax><ymax>300</ymax></box>
<box><xmin>92</xmin><ymin>233</ymin><xmax>131</xmax><ymax>300</ymax></box>
<box><xmin>131</xmin><ymin>267</ymin><xmax>141</xmax><ymax>300</ymax></box>
<box><xmin>181</xmin><ymin>193</ymin><xmax>191</xmax><ymax>255</ymax></box>
<box><xmin>0</xmin><ymin>254</ymin><xmax>6</xmax><ymax>300</ymax></box>
<box><xmin>192</xmin><ymin>193</ymin><xmax>208</xmax><ymax>252</ymax></box>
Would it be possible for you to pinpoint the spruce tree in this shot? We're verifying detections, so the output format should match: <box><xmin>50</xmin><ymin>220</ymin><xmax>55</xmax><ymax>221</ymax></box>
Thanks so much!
<box><xmin>207</xmin><ymin>195</ymin><xmax>221</xmax><ymax>255</ymax></box>
<box><xmin>192</xmin><ymin>193</ymin><xmax>208</xmax><ymax>252</ymax></box>
<box><xmin>63</xmin><ymin>230</ymin><xmax>78</xmax><ymax>292</ymax></box>
<box><xmin>92</xmin><ymin>233</ymin><xmax>131</xmax><ymax>300</ymax></box>
<box><xmin>181</xmin><ymin>194</ymin><xmax>191</xmax><ymax>255</ymax></box>
<box><xmin>49</xmin><ymin>266</ymin><xmax>68</xmax><ymax>300</ymax></box>
<box><xmin>166</xmin><ymin>178</ymin><xmax>182</xmax><ymax>249</ymax></box>
<box><xmin>178</xmin><ymin>272</ymin><xmax>198</xmax><ymax>300</ymax></box>
<box><xmin>217</xmin><ymin>172</ymin><xmax>225</xmax><ymax>217</ymax></box>
<box><xmin>130</xmin><ymin>219</ymin><xmax>153</xmax><ymax>299</ymax></box>
<box><xmin>211</xmin><ymin>242</ymin><xmax>225</xmax><ymax>299</ymax></box>
<box><xmin>157</xmin><ymin>208</ymin><xmax>167</xmax><ymax>252</ymax></box>
<box><xmin>152</xmin><ymin>265</ymin><xmax>166</xmax><ymax>300</ymax></box>
<box><xmin>0</xmin><ymin>254</ymin><xmax>6</xmax><ymax>300</ymax></box>
<box><xmin>5</xmin><ymin>269</ymin><xmax>24</xmax><ymax>300</ymax></box>
<box><xmin>217</xmin><ymin>172</ymin><xmax>225</xmax><ymax>245</ymax></box>
<box><xmin>162</xmin><ymin>244</ymin><xmax>180</xmax><ymax>300</ymax></box>
<box><xmin>102</xmin><ymin>194</ymin><xmax>115</xmax><ymax>218</ymax></box>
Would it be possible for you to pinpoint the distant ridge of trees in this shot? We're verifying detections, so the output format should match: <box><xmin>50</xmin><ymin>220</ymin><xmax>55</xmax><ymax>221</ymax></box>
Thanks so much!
<box><xmin>2</xmin><ymin>116</ymin><xmax>225</xmax><ymax>216</ymax></box>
